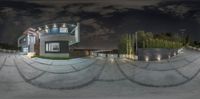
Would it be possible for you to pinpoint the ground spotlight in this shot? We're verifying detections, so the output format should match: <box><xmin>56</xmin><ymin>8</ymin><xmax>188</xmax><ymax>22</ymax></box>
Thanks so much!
<box><xmin>173</xmin><ymin>52</ymin><xmax>176</xmax><ymax>56</ymax></box>
<box><xmin>145</xmin><ymin>56</ymin><xmax>149</xmax><ymax>62</ymax></box>
<box><xmin>168</xmin><ymin>55</ymin><xmax>171</xmax><ymax>59</ymax></box>
<box><xmin>157</xmin><ymin>55</ymin><xmax>161</xmax><ymax>61</ymax></box>
<box><xmin>110</xmin><ymin>58</ymin><xmax>114</xmax><ymax>63</ymax></box>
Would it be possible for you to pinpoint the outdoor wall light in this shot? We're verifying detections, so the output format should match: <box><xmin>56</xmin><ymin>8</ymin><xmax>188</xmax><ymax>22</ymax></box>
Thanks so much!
<box><xmin>110</xmin><ymin>58</ymin><xmax>114</xmax><ymax>63</ymax></box>
<box><xmin>91</xmin><ymin>52</ymin><xmax>93</xmax><ymax>56</ymax></box>
<box><xmin>157</xmin><ymin>55</ymin><xmax>161</xmax><ymax>61</ymax></box>
<box><xmin>45</xmin><ymin>25</ymin><xmax>48</xmax><ymax>28</ymax></box>
<box><xmin>38</xmin><ymin>27</ymin><xmax>41</xmax><ymax>31</ymax></box>
<box><xmin>123</xmin><ymin>55</ymin><xmax>125</xmax><ymax>57</ymax></box>
<box><xmin>145</xmin><ymin>56</ymin><xmax>149</xmax><ymax>62</ymax></box>
<box><xmin>90</xmin><ymin>52</ymin><xmax>94</xmax><ymax>57</ymax></box>
<box><xmin>130</xmin><ymin>55</ymin><xmax>134</xmax><ymax>59</ymax></box>
<box><xmin>53</xmin><ymin>23</ymin><xmax>57</xmax><ymax>28</ymax></box>
<box><xmin>62</xmin><ymin>23</ymin><xmax>66</xmax><ymax>27</ymax></box>
<box><xmin>168</xmin><ymin>55</ymin><xmax>171</xmax><ymax>59</ymax></box>
<box><xmin>100</xmin><ymin>54</ymin><xmax>102</xmax><ymax>57</ymax></box>
<box><xmin>173</xmin><ymin>52</ymin><xmax>176</xmax><ymax>56</ymax></box>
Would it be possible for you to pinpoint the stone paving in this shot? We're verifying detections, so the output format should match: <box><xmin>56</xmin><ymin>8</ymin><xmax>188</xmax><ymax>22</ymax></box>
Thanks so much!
<box><xmin>1</xmin><ymin>49</ymin><xmax>200</xmax><ymax>89</ymax></box>
<box><xmin>1</xmin><ymin>49</ymin><xmax>200</xmax><ymax>98</ymax></box>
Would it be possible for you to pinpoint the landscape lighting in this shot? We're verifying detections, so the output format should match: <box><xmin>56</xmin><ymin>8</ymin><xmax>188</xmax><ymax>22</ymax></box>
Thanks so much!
<box><xmin>157</xmin><ymin>55</ymin><xmax>161</xmax><ymax>61</ymax></box>
<box><xmin>145</xmin><ymin>56</ymin><xmax>149</xmax><ymax>62</ymax></box>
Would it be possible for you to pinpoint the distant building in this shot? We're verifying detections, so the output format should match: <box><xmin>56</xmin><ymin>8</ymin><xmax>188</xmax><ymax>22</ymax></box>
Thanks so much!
<box><xmin>18</xmin><ymin>22</ymin><xmax>80</xmax><ymax>57</ymax></box>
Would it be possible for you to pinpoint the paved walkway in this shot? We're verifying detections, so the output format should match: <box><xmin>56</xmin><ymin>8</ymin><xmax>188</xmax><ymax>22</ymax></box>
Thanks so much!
<box><xmin>1</xmin><ymin>49</ymin><xmax>200</xmax><ymax>99</ymax></box>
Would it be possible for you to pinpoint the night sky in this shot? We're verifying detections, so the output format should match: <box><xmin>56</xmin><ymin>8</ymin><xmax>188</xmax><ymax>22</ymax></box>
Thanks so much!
<box><xmin>0</xmin><ymin>0</ymin><xmax>200</xmax><ymax>49</ymax></box>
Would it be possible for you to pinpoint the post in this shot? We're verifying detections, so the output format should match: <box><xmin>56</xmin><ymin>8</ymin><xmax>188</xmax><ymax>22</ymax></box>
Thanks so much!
<box><xmin>135</xmin><ymin>31</ymin><xmax>138</xmax><ymax>60</ymax></box>
<box><xmin>135</xmin><ymin>31</ymin><xmax>138</xmax><ymax>55</ymax></box>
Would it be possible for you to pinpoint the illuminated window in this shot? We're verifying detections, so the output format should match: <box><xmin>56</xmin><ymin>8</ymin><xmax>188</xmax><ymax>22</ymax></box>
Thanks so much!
<box><xmin>51</xmin><ymin>27</ymin><xmax>58</xmax><ymax>34</ymax></box>
<box><xmin>60</xmin><ymin>27</ymin><xmax>68</xmax><ymax>33</ymax></box>
<box><xmin>45</xmin><ymin>42</ymin><xmax>60</xmax><ymax>52</ymax></box>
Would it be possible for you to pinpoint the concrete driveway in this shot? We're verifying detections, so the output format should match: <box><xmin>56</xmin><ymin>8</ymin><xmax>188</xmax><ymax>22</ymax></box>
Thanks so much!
<box><xmin>1</xmin><ymin>49</ymin><xmax>200</xmax><ymax>99</ymax></box>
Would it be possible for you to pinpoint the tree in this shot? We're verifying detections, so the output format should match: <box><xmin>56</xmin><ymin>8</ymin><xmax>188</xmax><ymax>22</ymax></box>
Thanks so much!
<box><xmin>118</xmin><ymin>34</ymin><xmax>135</xmax><ymax>56</ymax></box>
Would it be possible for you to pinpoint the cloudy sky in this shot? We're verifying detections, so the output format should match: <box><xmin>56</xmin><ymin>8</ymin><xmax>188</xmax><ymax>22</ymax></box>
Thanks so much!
<box><xmin>0</xmin><ymin>0</ymin><xmax>200</xmax><ymax>49</ymax></box>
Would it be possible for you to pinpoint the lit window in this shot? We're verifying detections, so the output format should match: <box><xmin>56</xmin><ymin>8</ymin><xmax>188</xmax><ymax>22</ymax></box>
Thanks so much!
<box><xmin>45</xmin><ymin>42</ymin><xmax>60</xmax><ymax>52</ymax></box>
<box><xmin>60</xmin><ymin>27</ymin><xmax>68</xmax><ymax>33</ymax></box>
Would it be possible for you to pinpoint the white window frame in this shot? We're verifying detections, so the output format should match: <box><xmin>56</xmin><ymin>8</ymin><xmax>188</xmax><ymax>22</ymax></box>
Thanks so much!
<box><xmin>45</xmin><ymin>42</ymin><xmax>60</xmax><ymax>52</ymax></box>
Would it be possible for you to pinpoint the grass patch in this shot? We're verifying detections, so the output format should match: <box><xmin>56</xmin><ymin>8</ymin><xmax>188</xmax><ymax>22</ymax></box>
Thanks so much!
<box><xmin>31</xmin><ymin>55</ymin><xmax>70</xmax><ymax>60</ymax></box>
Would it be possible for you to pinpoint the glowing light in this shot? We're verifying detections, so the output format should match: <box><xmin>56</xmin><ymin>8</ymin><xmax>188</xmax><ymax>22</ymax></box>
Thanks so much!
<box><xmin>45</xmin><ymin>29</ymin><xmax>49</xmax><ymax>33</ymax></box>
<box><xmin>173</xmin><ymin>52</ymin><xmax>176</xmax><ymax>56</ymax></box>
<box><xmin>91</xmin><ymin>52</ymin><xmax>93</xmax><ymax>56</ymax></box>
<box><xmin>62</xmin><ymin>23</ymin><xmax>66</xmax><ymax>27</ymax></box>
<box><xmin>128</xmin><ymin>54</ymin><xmax>134</xmax><ymax>59</ymax></box>
<box><xmin>71</xmin><ymin>24</ymin><xmax>76</xmax><ymax>27</ymax></box>
<box><xmin>27</xmin><ymin>52</ymin><xmax>35</xmax><ymax>58</ymax></box>
<box><xmin>145</xmin><ymin>56</ymin><xmax>149</xmax><ymax>62</ymax></box>
<box><xmin>168</xmin><ymin>55</ymin><xmax>171</xmax><ymax>59</ymax></box>
<box><xmin>38</xmin><ymin>27</ymin><xmax>41</xmax><ymax>30</ymax></box>
<box><xmin>53</xmin><ymin>23</ymin><xmax>57</xmax><ymax>28</ymax></box>
<box><xmin>110</xmin><ymin>58</ymin><xmax>114</xmax><ymax>63</ymax></box>
<box><xmin>45</xmin><ymin>25</ymin><xmax>48</xmax><ymax>28</ymax></box>
<box><xmin>157</xmin><ymin>55</ymin><xmax>161</xmax><ymax>61</ymax></box>
<box><xmin>123</xmin><ymin>55</ymin><xmax>126</xmax><ymax>57</ymax></box>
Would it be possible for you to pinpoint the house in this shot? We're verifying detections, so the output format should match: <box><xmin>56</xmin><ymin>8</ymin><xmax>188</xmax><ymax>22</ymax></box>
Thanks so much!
<box><xmin>18</xmin><ymin>22</ymin><xmax>80</xmax><ymax>57</ymax></box>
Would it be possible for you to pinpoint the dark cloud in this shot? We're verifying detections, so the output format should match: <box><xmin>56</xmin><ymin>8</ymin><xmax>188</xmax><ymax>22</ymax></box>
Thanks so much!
<box><xmin>0</xmin><ymin>0</ymin><xmax>200</xmax><ymax>48</ymax></box>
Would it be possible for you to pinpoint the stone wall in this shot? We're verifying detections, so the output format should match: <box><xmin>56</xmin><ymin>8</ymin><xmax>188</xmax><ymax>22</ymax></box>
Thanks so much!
<box><xmin>137</xmin><ymin>48</ymin><xmax>179</xmax><ymax>61</ymax></box>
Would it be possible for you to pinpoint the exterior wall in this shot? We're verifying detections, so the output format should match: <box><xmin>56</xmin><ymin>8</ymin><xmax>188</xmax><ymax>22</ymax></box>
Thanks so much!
<box><xmin>137</xmin><ymin>48</ymin><xmax>178</xmax><ymax>61</ymax></box>
<box><xmin>18</xmin><ymin>22</ymin><xmax>80</xmax><ymax>57</ymax></box>
<box><xmin>40</xmin><ymin>34</ymin><xmax>75</xmax><ymax>57</ymax></box>
<box><xmin>45</xmin><ymin>41</ymin><xmax>69</xmax><ymax>53</ymax></box>
<box><xmin>75</xmin><ymin>23</ymin><xmax>80</xmax><ymax>43</ymax></box>
<box><xmin>18</xmin><ymin>35</ymin><xmax>27</xmax><ymax>48</ymax></box>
